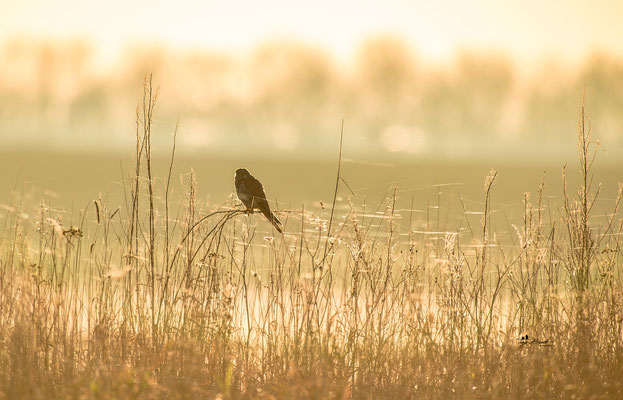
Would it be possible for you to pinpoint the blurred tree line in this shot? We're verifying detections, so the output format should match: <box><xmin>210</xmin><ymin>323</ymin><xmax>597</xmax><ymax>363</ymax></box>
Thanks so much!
<box><xmin>0</xmin><ymin>37</ymin><xmax>622</xmax><ymax>160</ymax></box>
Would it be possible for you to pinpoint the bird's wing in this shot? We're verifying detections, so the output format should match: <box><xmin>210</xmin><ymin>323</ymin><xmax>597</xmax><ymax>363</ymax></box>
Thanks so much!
<box><xmin>246</xmin><ymin>175</ymin><xmax>283</xmax><ymax>232</ymax></box>
<box><xmin>245</xmin><ymin>175</ymin><xmax>268</xmax><ymax>206</ymax></box>
<box><xmin>239</xmin><ymin>174</ymin><xmax>283</xmax><ymax>234</ymax></box>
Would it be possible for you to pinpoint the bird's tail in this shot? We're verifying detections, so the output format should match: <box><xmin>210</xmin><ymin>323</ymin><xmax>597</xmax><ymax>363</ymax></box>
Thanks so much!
<box><xmin>269</xmin><ymin>212</ymin><xmax>283</xmax><ymax>234</ymax></box>
<box><xmin>261</xmin><ymin>209</ymin><xmax>283</xmax><ymax>234</ymax></box>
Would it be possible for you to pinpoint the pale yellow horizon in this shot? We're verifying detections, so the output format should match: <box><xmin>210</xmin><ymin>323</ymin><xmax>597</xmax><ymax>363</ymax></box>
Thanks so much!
<box><xmin>3</xmin><ymin>0</ymin><xmax>623</xmax><ymax>67</ymax></box>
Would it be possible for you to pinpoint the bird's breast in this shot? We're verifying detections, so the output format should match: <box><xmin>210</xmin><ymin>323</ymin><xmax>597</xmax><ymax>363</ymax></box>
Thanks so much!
<box><xmin>237</xmin><ymin>190</ymin><xmax>251</xmax><ymax>202</ymax></box>
<box><xmin>236</xmin><ymin>183</ymin><xmax>253</xmax><ymax>207</ymax></box>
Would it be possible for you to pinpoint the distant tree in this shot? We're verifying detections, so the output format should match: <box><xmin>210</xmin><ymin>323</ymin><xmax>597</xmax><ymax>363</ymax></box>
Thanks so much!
<box><xmin>418</xmin><ymin>53</ymin><xmax>514</xmax><ymax>140</ymax></box>
<box><xmin>578</xmin><ymin>55</ymin><xmax>623</xmax><ymax>145</ymax></box>
<box><xmin>354</xmin><ymin>37</ymin><xmax>419</xmax><ymax>135</ymax></box>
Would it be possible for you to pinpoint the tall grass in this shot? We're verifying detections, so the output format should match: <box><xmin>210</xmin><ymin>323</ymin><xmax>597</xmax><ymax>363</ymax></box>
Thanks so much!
<box><xmin>0</xmin><ymin>80</ymin><xmax>622</xmax><ymax>399</ymax></box>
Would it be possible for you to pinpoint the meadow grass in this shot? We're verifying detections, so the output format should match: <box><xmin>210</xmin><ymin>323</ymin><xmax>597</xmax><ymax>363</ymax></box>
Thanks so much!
<box><xmin>0</xmin><ymin>79</ymin><xmax>622</xmax><ymax>399</ymax></box>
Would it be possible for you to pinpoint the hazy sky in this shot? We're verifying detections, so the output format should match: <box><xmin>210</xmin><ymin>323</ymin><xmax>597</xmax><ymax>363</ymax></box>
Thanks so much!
<box><xmin>3</xmin><ymin>0</ymin><xmax>623</xmax><ymax>64</ymax></box>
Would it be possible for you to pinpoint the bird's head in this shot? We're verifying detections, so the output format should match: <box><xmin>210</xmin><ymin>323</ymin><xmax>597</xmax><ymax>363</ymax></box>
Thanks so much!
<box><xmin>235</xmin><ymin>168</ymin><xmax>251</xmax><ymax>179</ymax></box>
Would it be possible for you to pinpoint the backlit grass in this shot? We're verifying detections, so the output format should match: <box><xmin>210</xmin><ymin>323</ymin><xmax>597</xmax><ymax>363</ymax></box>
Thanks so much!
<box><xmin>0</xmin><ymin>80</ymin><xmax>622</xmax><ymax>399</ymax></box>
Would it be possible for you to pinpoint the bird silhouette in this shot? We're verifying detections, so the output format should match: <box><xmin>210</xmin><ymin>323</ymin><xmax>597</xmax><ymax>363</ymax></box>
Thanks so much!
<box><xmin>234</xmin><ymin>168</ymin><xmax>283</xmax><ymax>234</ymax></box>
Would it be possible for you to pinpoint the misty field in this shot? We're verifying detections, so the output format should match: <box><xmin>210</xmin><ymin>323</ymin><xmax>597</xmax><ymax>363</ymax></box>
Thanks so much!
<box><xmin>1</xmin><ymin>84</ymin><xmax>622</xmax><ymax>399</ymax></box>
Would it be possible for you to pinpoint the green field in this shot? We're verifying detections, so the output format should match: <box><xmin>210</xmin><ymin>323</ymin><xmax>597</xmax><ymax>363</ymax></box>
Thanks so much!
<box><xmin>2</xmin><ymin>149</ymin><xmax>621</xmax><ymax>229</ymax></box>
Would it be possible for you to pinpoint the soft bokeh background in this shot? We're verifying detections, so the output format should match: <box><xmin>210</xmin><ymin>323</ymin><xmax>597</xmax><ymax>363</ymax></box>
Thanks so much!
<box><xmin>1</xmin><ymin>0</ymin><xmax>622</xmax><ymax>219</ymax></box>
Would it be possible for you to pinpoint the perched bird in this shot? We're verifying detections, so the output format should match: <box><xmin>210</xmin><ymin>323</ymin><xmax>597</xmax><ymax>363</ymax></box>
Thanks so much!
<box><xmin>234</xmin><ymin>168</ymin><xmax>283</xmax><ymax>234</ymax></box>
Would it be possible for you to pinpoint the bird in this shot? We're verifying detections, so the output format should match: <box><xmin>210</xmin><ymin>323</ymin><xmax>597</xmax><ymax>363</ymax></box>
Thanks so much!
<box><xmin>234</xmin><ymin>168</ymin><xmax>283</xmax><ymax>234</ymax></box>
